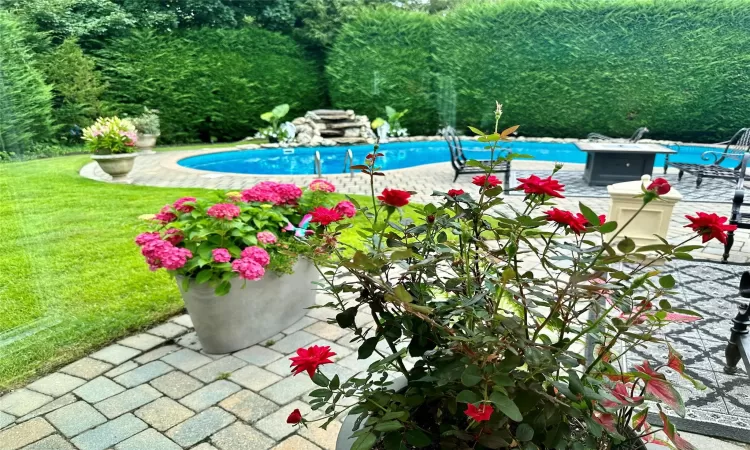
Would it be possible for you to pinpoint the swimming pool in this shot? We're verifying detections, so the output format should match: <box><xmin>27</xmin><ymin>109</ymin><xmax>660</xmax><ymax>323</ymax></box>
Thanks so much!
<box><xmin>177</xmin><ymin>140</ymin><xmax>724</xmax><ymax>176</ymax></box>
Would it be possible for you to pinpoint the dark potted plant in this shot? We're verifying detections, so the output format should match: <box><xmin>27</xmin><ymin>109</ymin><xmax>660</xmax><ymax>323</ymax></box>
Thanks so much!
<box><xmin>131</xmin><ymin>107</ymin><xmax>160</xmax><ymax>154</ymax></box>
<box><xmin>281</xmin><ymin>105</ymin><xmax>724</xmax><ymax>450</ymax></box>
<box><xmin>83</xmin><ymin>116</ymin><xmax>139</xmax><ymax>182</ymax></box>
<box><xmin>135</xmin><ymin>179</ymin><xmax>356</xmax><ymax>353</ymax></box>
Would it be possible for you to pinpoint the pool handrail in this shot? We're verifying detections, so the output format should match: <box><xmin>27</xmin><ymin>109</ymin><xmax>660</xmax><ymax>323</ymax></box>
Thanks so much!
<box><xmin>314</xmin><ymin>151</ymin><xmax>322</xmax><ymax>177</ymax></box>
<box><xmin>343</xmin><ymin>149</ymin><xmax>354</xmax><ymax>178</ymax></box>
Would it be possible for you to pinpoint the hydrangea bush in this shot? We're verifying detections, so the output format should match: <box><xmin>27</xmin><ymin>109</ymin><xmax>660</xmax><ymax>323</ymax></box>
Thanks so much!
<box><xmin>135</xmin><ymin>180</ymin><xmax>355</xmax><ymax>295</ymax></box>
<box><xmin>82</xmin><ymin>116</ymin><xmax>138</xmax><ymax>154</ymax></box>
<box><xmin>284</xmin><ymin>108</ymin><xmax>735</xmax><ymax>449</ymax></box>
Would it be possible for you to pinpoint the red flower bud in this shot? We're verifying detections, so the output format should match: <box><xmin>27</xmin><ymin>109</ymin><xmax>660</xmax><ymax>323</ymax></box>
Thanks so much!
<box><xmin>287</xmin><ymin>408</ymin><xmax>302</xmax><ymax>424</ymax></box>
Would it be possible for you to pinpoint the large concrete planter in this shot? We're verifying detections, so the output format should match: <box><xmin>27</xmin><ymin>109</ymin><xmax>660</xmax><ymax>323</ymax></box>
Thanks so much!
<box><xmin>135</xmin><ymin>133</ymin><xmax>159</xmax><ymax>154</ymax></box>
<box><xmin>176</xmin><ymin>258</ymin><xmax>319</xmax><ymax>354</ymax></box>
<box><xmin>91</xmin><ymin>153</ymin><xmax>137</xmax><ymax>183</ymax></box>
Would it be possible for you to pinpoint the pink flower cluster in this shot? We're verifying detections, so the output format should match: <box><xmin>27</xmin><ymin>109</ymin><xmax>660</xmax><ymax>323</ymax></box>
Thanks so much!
<box><xmin>154</xmin><ymin>205</ymin><xmax>177</xmax><ymax>224</ymax></box>
<box><xmin>309</xmin><ymin>179</ymin><xmax>336</xmax><ymax>193</ymax></box>
<box><xmin>164</xmin><ymin>228</ymin><xmax>183</xmax><ymax>245</ymax></box>
<box><xmin>136</xmin><ymin>233</ymin><xmax>193</xmax><ymax>271</ymax></box>
<box><xmin>207</xmin><ymin>203</ymin><xmax>241</xmax><ymax>220</ymax></box>
<box><xmin>334</xmin><ymin>200</ymin><xmax>356</xmax><ymax>218</ymax></box>
<box><xmin>212</xmin><ymin>248</ymin><xmax>231</xmax><ymax>263</ymax></box>
<box><xmin>231</xmin><ymin>246</ymin><xmax>271</xmax><ymax>281</ymax></box>
<box><xmin>241</xmin><ymin>182</ymin><xmax>303</xmax><ymax>205</ymax></box>
<box><xmin>173</xmin><ymin>197</ymin><xmax>196</xmax><ymax>213</ymax></box>
<box><xmin>256</xmin><ymin>231</ymin><xmax>277</xmax><ymax>244</ymax></box>
<box><xmin>120</xmin><ymin>130</ymin><xmax>138</xmax><ymax>146</ymax></box>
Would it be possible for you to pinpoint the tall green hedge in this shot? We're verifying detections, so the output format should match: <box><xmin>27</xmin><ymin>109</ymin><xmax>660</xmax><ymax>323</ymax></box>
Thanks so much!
<box><xmin>0</xmin><ymin>12</ymin><xmax>53</xmax><ymax>155</ymax></box>
<box><xmin>326</xmin><ymin>8</ymin><xmax>436</xmax><ymax>135</ymax></box>
<box><xmin>98</xmin><ymin>28</ymin><xmax>324</xmax><ymax>143</ymax></box>
<box><xmin>328</xmin><ymin>0</ymin><xmax>750</xmax><ymax>141</ymax></box>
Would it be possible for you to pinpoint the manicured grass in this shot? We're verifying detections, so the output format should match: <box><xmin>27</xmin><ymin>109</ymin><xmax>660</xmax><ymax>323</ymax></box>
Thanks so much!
<box><xmin>0</xmin><ymin>155</ymin><xmax>419</xmax><ymax>390</ymax></box>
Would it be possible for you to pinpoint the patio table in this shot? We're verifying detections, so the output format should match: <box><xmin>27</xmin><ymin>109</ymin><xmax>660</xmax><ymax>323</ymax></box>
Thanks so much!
<box><xmin>575</xmin><ymin>142</ymin><xmax>676</xmax><ymax>186</ymax></box>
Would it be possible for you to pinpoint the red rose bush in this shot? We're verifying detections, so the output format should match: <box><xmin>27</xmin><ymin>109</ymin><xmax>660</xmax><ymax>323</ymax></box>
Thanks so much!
<box><xmin>289</xmin><ymin>111</ymin><xmax>722</xmax><ymax>450</ymax></box>
<box><xmin>135</xmin><ymin>180</ymin><xmax>354</xmax><ymax>294</ymax></box>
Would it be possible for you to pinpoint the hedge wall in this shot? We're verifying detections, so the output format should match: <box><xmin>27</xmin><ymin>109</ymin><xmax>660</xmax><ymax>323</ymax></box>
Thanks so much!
<box><xmin>326</xmin><ymin>8</ymin><xmax>436</xmax><ymax>136</ymax></box>
<box><xmin>328</xmin><ymin>0</ymin><xmax>750</xmax><ymax>142</ymax></box>
<box><xmin>98</xmin><ymin>28</ymin><xmax>324</xmax><ymax>143</ymax></box>
<box><xmin>0</xmin><ymin>12</ymin><xmax>53</xmax><ymax>155</ymax></box>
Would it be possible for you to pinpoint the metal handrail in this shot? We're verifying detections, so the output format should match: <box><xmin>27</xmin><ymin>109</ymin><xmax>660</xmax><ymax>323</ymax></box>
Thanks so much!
<box><xmin>343</xmin><ymin>149</ymin><xmax>354</xmax><ymax>178</ymax></box>
<box><xmin>314</xmin><ymin>151</ymin><xmax>322</xmax><ymax>177</ymax></box>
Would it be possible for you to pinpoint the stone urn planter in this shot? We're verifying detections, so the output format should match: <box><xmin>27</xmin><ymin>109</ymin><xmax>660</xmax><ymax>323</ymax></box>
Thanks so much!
<box><xmin>176</xmin><ymin>258</ymin><xmax>319</xmax><ymax>354</ymax></box>
<box><xmin>135</xmin><ymin>133</ymin><xmax>159</xmax><ymax>154</ymax></box>
<box><xmin>91</xmin><ymin>153</ymin><xmax>137</xmax><ymax>183</ymax></box>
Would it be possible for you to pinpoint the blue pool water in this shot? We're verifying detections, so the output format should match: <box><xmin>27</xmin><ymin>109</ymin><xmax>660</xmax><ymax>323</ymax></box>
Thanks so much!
<box><xmin>178</xmin><ymin>141</ymin><xmax>725</xmax><ymax>175</ymax></box>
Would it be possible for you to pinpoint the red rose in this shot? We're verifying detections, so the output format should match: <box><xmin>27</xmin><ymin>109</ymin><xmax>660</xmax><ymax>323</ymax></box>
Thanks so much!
<box><xmin>286</xmin><ymin>408</ymin><xmax>302</xmax><ymax>424</ymax></box>
<box><xmin>684</xmin><ymin>212</ymin><xmax>737</xmax><ymax>244</ymax></box>
<box><xmin>464</xmin><ymin>403</ymin><xmax>493</xmax><ymax>422</ymax></box>
<box><xmin>516</xmin><ymin>174</ymin><xmax>565</xmax><ymax>198</ymax></box>
<box><xmin>377</xmin><ymin>188</ymin><xmax>411</xmax><ymax>207</ymax></box>
<box><xmin>545</xmin><ymin>208</ymin><xmax>587</xmax><ymax>234</ymax></box>
<box><xmin>647</xmin><ymin>177</ymin><xmax>671</xmax><ymax>195</ymax></box>
<box><xmin>289</xmin><ymin>345</ymin><xmax>336</xmax><ymax>378</ymax></box>
<box><xmin>471</xmin><ymin>175</ymin><xmax>501</xmax><ymax>188</ymax></box>
<box><xmin>447</xmin><ymin>189</ymin><xmax>465</xmax><ymax>198</ymax></box>
<box><xmin>310</xmin><ymin>206</ymin><xmax>343</xmax><ymax>226</ymax></box>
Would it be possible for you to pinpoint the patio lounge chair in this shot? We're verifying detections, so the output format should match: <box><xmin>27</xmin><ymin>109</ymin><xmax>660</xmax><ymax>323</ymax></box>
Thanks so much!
<box><xmin>586</xmin><ymin>126</ymin><xmax>649</xmax><ymax>143</ymax></box>
<box><xmin>666</xmin><ymin>128</ymin><xmax>750</xmax><ymax>188</ymax></box>
<box><xmin>443</xmin><ymin>127</ymin><xmax>511</xmax><ymax>191</ymax></box>
<box><xmin>722</xmin><ymin>153</ymin><xmax>750</xmax><ymax>262</ymax></box>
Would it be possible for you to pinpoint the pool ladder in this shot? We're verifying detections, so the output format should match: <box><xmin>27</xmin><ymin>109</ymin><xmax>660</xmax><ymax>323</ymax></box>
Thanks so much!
<box><xmin>343</xmin><ymin>149</ymin><xmax>354</xmax><ymax>178</ymax></box>
<box><xmin>313</xmin><ymin>149</ymin><xmax>354</xmax><ymax>178</ymax></box>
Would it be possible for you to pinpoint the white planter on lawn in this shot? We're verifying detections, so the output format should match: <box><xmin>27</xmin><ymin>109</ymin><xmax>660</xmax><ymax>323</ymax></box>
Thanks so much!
<box><xmin>91</xmin><ymin>153</ymin><xmax>137</xmax><ymax>183</ymax></box>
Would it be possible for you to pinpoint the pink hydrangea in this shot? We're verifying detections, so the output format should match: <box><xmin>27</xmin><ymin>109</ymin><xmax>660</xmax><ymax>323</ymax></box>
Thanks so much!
<box><xmin>154</xmin><ymin>205</ymin><xmax>177</xmax><ymax>224</ymax></box>
<box><xmin>232</xmin><ymin>258</ymin><xmax>265</xmax><ymax>280</ymax></box>
<box><xmin>334</xmin><ymin>200</ymin><xmax>356</xmax><ymax>218</ymax></box>
<box><xmin>135</xmin><ymin>231</ymin><xmax>161</xmax><ymax>246</ymax></box>
<box><xmin>161</xmin><ymin>247</ymin><xmax>193</xmax><ymax>270</ymax></box>
<box><xmin>140</xmin><ymin>239</ymin><xmax>192</xmax><ymax>271</ymax></box>
<box><xmin>309</xmin><ymin>179</ymin><xmax>336</xmax><ymax>193</ymax></box>
<box><xmin>212</xmin><ymin>248</ymin><xmax>232</xmax><ymax>263</ymax></box>
<box><xmin>164</xmin><ymin>228</ymin><xmax>183</xmax><ymax>245</ymax></box>
<box><xmin>241</xmin><ymin>246</ymin><xmax>270</xmax><ymax>267</ymax></box>
<box><xmin>173</xmin><ymin>197</ymin><xmax>197</xmax><ymax>213</ymax></box>
<box><xmin>120</xmin><ymin>130</ymin><xmax>138</xmax><ymax>146</ymax></box>
<box><xmin>256</xmin><ymin>231</ymin><xmax>277</xmax><ymax>245</ymax></box>
<box><xmin>241</xmin><ymin>182</ymin><xmax>302</xmax><ymax>205</ymax></box>
<box><xmin>207</xmin><ymin>203</ymin><xmax>241</xmax><ymax>220</ymax></box>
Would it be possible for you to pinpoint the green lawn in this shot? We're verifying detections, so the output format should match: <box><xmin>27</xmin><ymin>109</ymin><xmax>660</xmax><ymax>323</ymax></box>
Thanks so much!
<box><xmin>0</xmin><ymin>155</ymin><xmax>419</xmax><ymax>390</ymax></box>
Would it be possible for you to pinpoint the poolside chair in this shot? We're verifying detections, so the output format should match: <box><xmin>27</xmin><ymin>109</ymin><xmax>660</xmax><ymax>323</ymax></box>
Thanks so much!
<box><xmin>443</xmin><ymin>127</ymin><xmax>511</xmax><ymax>191</ymax></box>
<box><xmin>722</xmin><ymin>153</ymin><xmax>750</xmax><ymax>262</ymax></box>
<box><xmin>666</xmin><ymin>128</ymin><xmax>750</xmax><ymax>188</ymax></box>
<box><xmin>586</xmin><ymin>126</ymin><xmax>649</xmax><ymax>143</ymax></box>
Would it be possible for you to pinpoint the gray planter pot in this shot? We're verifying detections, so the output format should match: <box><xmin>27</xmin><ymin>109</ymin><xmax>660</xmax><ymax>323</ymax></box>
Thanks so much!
<box><xmin>135</xmin><ymin>133</ymin><xmax>159</xmax><ymax>154</ymax></box>
<box><xmin>176</xmin><ymin>258</ymin><xmax>319</xmax><ymax>354</ymax></box>
<box><xmin>91</xmin><ymin>153</ymin><xmax>137</xmax><ymax>182</ymax></box>
<box><xmin>337</xmin><ymin>377</ymin><xmax>408</xmax><ymax>450</ymax></box>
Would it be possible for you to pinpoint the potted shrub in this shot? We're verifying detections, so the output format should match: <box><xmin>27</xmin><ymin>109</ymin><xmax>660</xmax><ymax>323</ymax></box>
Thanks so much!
<box><xmin>135</xmin><ymin>179</ymin><xmax>357</xmax><ymax>353</ymax></box>
<box><xmin>258</xmin><ymin>103</ymin><xmax>290</xmax><ymax>143</ymax></box>
<box><xmin>131</xmin><ymin>107</ymin><xmax>160</xmax><ymax>154</ymax></box>
<box><xmin>283</xmin><ymin>107</ymin><xmax>724</xmax><ymax>449</ymax></box>
<box><xmin>83</xmin><ymin>116</ymin><xmax>138</xmax><ymax>182</ymax></box>
<box><xmin>385</xmin><ymin>105</ymin><xmax>409</xmax><ymax>137</ymax></box>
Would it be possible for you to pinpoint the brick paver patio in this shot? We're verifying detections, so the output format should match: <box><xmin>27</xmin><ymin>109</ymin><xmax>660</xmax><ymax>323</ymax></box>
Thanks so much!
<box><xmin>2</xmin><ymin>147</ymin><xmax>746</xmax><ymax>449</ymax></box>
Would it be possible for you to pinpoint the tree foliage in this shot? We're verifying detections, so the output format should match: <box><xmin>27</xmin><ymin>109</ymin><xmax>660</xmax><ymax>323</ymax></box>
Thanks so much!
<box><xmin>98</xmin><ymin>28</ymin><xmax>323</xmax><ymax>143</ymax></box>
<box><xmin>41</xmin><ymin>38</ymin><xmax>107</xmax><ymax>140</ymax></box>
<box><xmin>0</xmin><ymin>11</ymin><xmax>54</xmax><ymax>156</ymax></box>
<box><xmin>326</xmin><ymin>8</ymin><xmax>436</xmax><ymax>135</ymax></box>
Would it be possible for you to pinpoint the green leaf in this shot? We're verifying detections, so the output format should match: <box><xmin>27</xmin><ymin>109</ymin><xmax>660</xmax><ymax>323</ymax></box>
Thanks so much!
<box><xmin>617</xmin><ymin>237</ymin><xmax>636</xmax><ymax>254</ymax></box>
<box><xmin>393</xmin><ymin>284</ymin><xmax>412</xmax><ymax>303</ymax></box>
<box><xmin>568</xmin><ymin>370</ymin><xmax>585</xmax><ymax>396</ymax></box>
<box><xmin>272</xmin><ymin>103</ymin><xmax>289</xmax><ymax>118</ymax></box>
<box><xmin>659</xmin><ymin>274</ymin><xmax>676</xmax><ymax>289</ymax></box>
<box><xmin>215</xmin><ymin>281</ymin><xmax>230</xmax><ymax>296</ymax></box>
<box><xmin>351</xmin><ymin>432</ymin><xmax>377</xmax><ymax>450</ymax></box>
<box><xmin>336</xmin><ymin>307</ymin><xmax>358</xmax><ymax>328</ymax></box>
<box><xmin>195</xmin><ymin>269</ymin><xmax>212</xmax><ymax>284</ymax></box>
<box><xmin>516</xmin><ymin>423</ymin><xmax>534</xmax><ymax>441</ymax></box>
<box><xmin>374</xmin><ymin>420</ymin><xmax>404</xmax><ymax>432</ymax></box>
<box><xmin>461</xmin><ymin>364</ymin><xmax>483</xmax><ymax>387</ymax></box>
<box><xmin>330</xmin><ymin>374</ymin><xmax>340</xmax><ymax>390</ymax></box>
<box><xmin>489</xmin><ymin>391</ymin><xmax>523</xmax><ymax>422</ymax></box>
<box><xmin>312</xmin><ymin>372</ymin><xmax>329</xmax><ymax>387</ymax></box>
<box><xmin>456</xmin><ymin>390</ymin><xmax>481</xmax><ymax>404</ymax></box>
<box><xmin>405</xmin><ymin>430</ymin><xmax>431</xmax><ymax>448</ymax></box>
<box><xmin>371</xmin><ymin>118</ymin><xmax>385</xmax><ymax>129</ymax></box>
<box><xmin>468</xmin><ymin>126</ymin><xmax>485</xmax><ymax>136</ymax></box>
<box><xmin>599</xmin><ymin>221</ymin><xmax>617</xmax><ymax>234</ymax></box>
<box><xmin>358</xmin><ymin>337</ymin><xmax>379</xmax><ymax>360</ymax></box>
<box><xmin>579</xmin><ymin>202</ymin><xmax>600</xmax><ymax>227</ymax></box>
